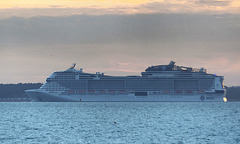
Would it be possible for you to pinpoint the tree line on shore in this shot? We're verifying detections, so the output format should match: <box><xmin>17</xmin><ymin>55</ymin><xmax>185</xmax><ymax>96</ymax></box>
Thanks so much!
<box><xmin>0</xmin><ymin>83</ymin><xmax>239</xmax><ymax>101</ymax></box>
<box><xmin>225</xmin><ymin>86</ymin><xmax>240</xmax><ymax>101</ymax></box>
<box><xmin>0</xmin><ymin>83</ymin><xmax>42</xmax><ymax>99</ymax></box>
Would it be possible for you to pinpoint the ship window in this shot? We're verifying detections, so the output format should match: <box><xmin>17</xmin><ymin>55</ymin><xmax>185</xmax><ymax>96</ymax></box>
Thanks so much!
<box><xmin>135</xmin><ymin>92</ymin><xmax>147</xmax><ymax>96</ymax></box>
<box><xmin>215</xmin><ymin>90</ymin><xmax>224</xmax><ymax>94</ymax></box>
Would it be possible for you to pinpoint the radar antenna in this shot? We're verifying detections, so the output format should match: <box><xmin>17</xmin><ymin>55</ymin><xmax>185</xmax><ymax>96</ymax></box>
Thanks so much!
<box><xmin>69</xmin><ymin>63</ymin><xmax>76</xmax><ymax>69</ymax></box>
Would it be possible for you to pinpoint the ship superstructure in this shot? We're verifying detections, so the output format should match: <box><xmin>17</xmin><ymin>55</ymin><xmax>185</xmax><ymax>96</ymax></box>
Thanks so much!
<box><xmin>25</xmin><ymin>61</ymin><xmax>225</xmax><ymax>102</ymax></box>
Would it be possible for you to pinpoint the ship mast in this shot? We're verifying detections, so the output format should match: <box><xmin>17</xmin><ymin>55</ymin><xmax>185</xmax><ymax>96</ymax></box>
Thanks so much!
<box><xmin>69</xmin><ymin>63</ymin><xmax>76</xmax><ymax>69</ymax></box>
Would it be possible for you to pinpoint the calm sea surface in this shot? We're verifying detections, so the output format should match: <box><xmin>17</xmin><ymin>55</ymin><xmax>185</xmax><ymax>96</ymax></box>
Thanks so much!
<box><xmin>0</xmin><ymin>102</ymin><xmax>239</xmax><ymax>144</ymax></box>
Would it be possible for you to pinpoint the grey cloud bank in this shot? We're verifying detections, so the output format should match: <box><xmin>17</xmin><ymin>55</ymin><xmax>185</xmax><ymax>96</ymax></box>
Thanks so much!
<box><xmin>1</xmin><ymin>14</ymin><xmax>239</xmax><ymax>45</ymax></box>
<box><xmin>0</xmin><ymin>14</ymin><xmax>239</xmax><ymax>86</ymax></box>
<box><xmin>194</xmin><ymin>0</ymin><xmax>231</xmax><ymax>6</ymax></box>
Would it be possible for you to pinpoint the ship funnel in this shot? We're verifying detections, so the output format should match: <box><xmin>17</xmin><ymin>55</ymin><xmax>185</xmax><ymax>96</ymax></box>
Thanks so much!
<box><xmin>169</xmin><ymin>61</ymin><xmax>175</xmax><ymax>66</ymax></box>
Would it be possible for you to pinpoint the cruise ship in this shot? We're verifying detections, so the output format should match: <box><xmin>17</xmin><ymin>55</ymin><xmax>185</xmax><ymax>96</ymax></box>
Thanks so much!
<box><xmin>25</xmin><ymin>61</ymin><xmax>226</xmax><ymax>102</ymax></box>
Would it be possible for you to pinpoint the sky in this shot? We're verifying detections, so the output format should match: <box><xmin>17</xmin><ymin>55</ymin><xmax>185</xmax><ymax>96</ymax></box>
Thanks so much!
<box><xmin>0</xmin><ymin>0</ymin><xmax>240</xmax><ymax>86</ymax></box>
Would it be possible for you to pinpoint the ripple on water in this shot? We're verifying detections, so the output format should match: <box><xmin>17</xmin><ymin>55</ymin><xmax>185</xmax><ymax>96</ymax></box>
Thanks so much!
<box><xmin>0</xmin><ymin>102</ymin><xmax>239</xmax><ymax>143</ymax></box>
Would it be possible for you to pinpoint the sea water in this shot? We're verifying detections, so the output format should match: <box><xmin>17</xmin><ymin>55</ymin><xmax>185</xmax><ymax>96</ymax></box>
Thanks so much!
<box><xmin>0</xmin><ymin>102</ymin><xmax>239</xmax><ymax>144</ymax></box>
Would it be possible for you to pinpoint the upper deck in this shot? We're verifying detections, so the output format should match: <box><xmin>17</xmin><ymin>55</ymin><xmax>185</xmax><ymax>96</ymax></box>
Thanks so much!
<box><xmin>145</xmin><ymin>61</ymin><xmax>206</xmax><ymax>73</ymax></box>
<box><xmin>49</xmin><ymin>61</ymin><xmax>218</xmax><ymax>80</ymax></box>
<box><xmin>41</xmin><ymin>62</ymin><xmax>224</xmax><ymax>92</ymax></box>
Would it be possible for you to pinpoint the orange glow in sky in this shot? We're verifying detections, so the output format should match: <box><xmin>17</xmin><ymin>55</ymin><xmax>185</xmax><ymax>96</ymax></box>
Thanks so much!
<box><xmin>0</xmin><ymin>0</ymin><xmax>151</xmax><ymax>9</ymax></box>
<box><xmin>0</xmin><ymin>0</ymin><xmax>239</xmax><ymax>10</ymax></box>
<box><xmin>1</xmin><ymin>0</ymin><xmax>240</xmax><ymax>17</ymax></box>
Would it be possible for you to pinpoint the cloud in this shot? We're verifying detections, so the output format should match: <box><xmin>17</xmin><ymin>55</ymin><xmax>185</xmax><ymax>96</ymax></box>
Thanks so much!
<box><xmin>0</xmin><ymin>14</ymin><xmax>239</xmax><ymax>85</ymax></box>
<box><xmin>139</xmin><ymin>0</ymin><xmax>239</xmax><ymax>14</ymax></box>
<box><xmin>1</xmin><ymin>14</ymin><xmax>239</xmax><ymax>47</ymax></box>
<box><xmin>48</xmin><ymin>5</ymin><xmax>63</xmax><ymax>8</ymax></box>
<box><xmin>0</xmin><ymin>0</ymin><xmax>240</xmax><ymax>18</ymax></box>
<box><xmin>194</xmin><ymin>0</ymin><xmax>230</xmax><ymax>6</ymax></box>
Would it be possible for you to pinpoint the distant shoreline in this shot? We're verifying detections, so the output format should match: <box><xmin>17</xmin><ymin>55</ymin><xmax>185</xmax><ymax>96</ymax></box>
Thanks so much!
<box><xmin>0</xmin><ymin>99</ymin><xmax>31</xmax><ymax>102</ymax></box>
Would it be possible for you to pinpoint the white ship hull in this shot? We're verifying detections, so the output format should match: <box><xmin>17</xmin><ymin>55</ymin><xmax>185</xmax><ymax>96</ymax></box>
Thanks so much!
<box><xmin>26</xmin><ymin>90</ymin><xmax>224</xmax><ymax>102</ymax></box>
